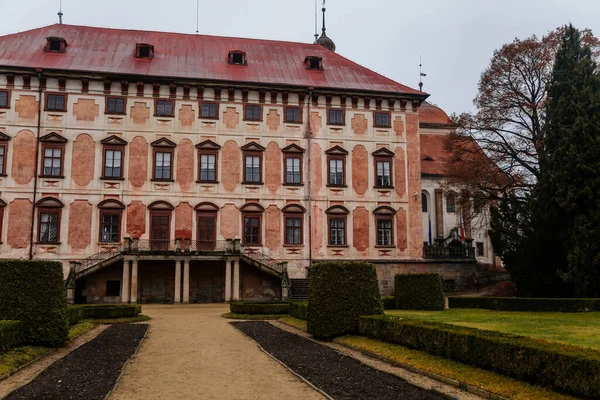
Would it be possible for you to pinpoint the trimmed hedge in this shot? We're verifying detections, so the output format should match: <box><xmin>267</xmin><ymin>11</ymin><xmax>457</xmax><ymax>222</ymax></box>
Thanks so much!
<box><xmin>289</xmin><ymin>301</ymin><xmax>308</xmax><ymax>320</ymax></box>
<box><xmin>359</xmin><ymin>315</ymin><xmax>600</xmax><ymax>398</ymax></box>
<box><xmin>449</xmin><ymin>296</ymin><xmax>600</xmax><ymax>312</ymax></box>
<box><xmin>0</xmin><ymin>260</ymin><xmax>68</xmax><ymax>347</ymax></box>
<box><xmin>230</xmin><ymin>302</ymin><xmax>290</xmax><ymax>315</ymax></box>
<box><xmin>0</xmin><ymin>320</ymin><xmax>24</xmax><ymax>351</ymax></box>
<box><xmin>307</xmin><ymin>262</ymin><xmax>383</xmax><ymax>339</ymax></box>
<box><xmin>80</xmin><ymin>305</ymin><xmax>141</xmax><ymax>319</ymax></box>
<box><xmin>382</xmin><ymin>296</ymin><xmax>396</xmax><ymax>310</ymax></box>
<box><xmin>395</xmin><ymin>273</ymin><xmax>445</xmax><ymax>310</ymax></box>
<box><xmin>68</xmin><ymin>306</ymin><xmax>85</xmax><ymax>326</ymax></box>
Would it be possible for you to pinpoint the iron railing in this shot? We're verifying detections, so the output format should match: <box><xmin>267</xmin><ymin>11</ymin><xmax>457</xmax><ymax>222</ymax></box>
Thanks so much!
<box><xmin>423</xmin><ymin>245</ymin><xmax>476</xmax><ymax>260</ymax></box>
<box><xmin>241</xmin><ymin>246</ymin><xmax>285</xmax><ymax>275</ymax></box>
<box><xmin>75</xmin><ymin>243</ymin><xmax>124</xmax><ymax>275</ymax></box>
<box><xmin>188</xmin><ymin>240</ymin><xmax>228</xmax><ymax>252</ymax></box>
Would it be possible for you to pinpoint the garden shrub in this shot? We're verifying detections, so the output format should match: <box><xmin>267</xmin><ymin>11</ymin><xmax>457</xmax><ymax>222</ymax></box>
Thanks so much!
<box><xmin>289</xmin><ymin>301</ymin><xmax>308</xmax><ymax>320</ymax></box>
<box><xmin>0</xmin><ymin>321</ymin><xmax>24</xmax><ymax>351</ymax></box>
<box><xmin>0</xmin><ymin>260</ymin><xmax>68</xmax><ymax>347</ymax></box>
<box><xmin>382</xmin><ymin>296</ymin><xmax>396</xmax><ymax>310</ymax></box>
<box><xmin>68</xmin><ymin>306</ymin><xmax>85</xmax><ymax>326</ymax></box>
<box><xmin>229</xmin><ymin>302</ymin><xmax>289</xmax><ymax>315</ymax></box>
<box><xmin>448</xmin><ymin>296</ymin><xmax>600</xmax><ymax>312</ymax></box>
<box><xmin>394</xmin><ymin>273</ymin><xmax>445</xmax><ymax>310</ymax></box>
<box><xmin>81</xmin><ymin>305</ymin><xmax>141</xmax><ymax>319</ymax></box>
<box><xmin>307</xmin><ymin>262</ymin><xmax>383</xmax><ymax>339</ymax></box>
<box><xmin>359</xmin><ymin>315</ymin><xmax>600</xmax><ymax>398</ymax></box>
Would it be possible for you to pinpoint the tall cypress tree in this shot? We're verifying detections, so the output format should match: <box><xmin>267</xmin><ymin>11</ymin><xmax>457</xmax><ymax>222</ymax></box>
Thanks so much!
<box><xmin>539</xmin><ymin>25</ymin><xmax>600</xmax><ymax>296</ymax></box>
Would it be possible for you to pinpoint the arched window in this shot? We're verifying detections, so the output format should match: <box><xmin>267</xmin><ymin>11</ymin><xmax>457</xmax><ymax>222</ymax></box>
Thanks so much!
<box><xmin>421</xmin><ymin>192</ymin><xmax>428</xmax><ymax>213</ymax></box>
<box><xmin>446</xmin><ymin>193</ymin><xmax>456</xmax><ymax>213</ymax></box>
<box><xmin>373</xmin><ymin>206</ymin><xmax>396</xmax><ymax>247</ymax></box>
<box><xmin>36</xmin><ymin>197</ymin><xmax>64</xmax><ymax>243</ymax></box>
<box><xmin>98</xmin><ymin>199</ymin><xmax>125</xmax><ymax>243</ymax></box>
<box><xmin>240</xmin><ymin>203</ymin><xmax>264</xmax><ymax>246</ymax></box>
<box><xmin>326</xmin><ymin>206</ymin><xmax>349</xmax><ymax>246</ymax></box>
<box><xmin>195</xmin><ymin>202</ymin><xmax>219</xmax><ymax>250</ymax></box>
<box><xmin>148</xmin><ymin>201</ymin><xmax>174</xmax><ymax>249</ymax></box>
<box><xmin>282</xmin><ymin>204</ymin><xmax>306</xmax><ymax>245</ymax></box>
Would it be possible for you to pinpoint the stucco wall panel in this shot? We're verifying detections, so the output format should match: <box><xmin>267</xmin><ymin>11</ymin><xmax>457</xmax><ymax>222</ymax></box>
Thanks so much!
<box><xmin>265</xmin><ymin>205</ymin><xmax>281</xmax><ymax>251</ymax></box>
<box><xmin>221</xmin><ymin>140</ymin><xmax>241</xmax><ymax>192</ymax></box>
<box><xmin>223</xmin><ymin>107</ymin><xmax>239</xmax><ymax>129</ymax></box>
<box><xmin>311</xmin><ymin>205</ymin><xmax>323</xmax><ymax>255</ymax></box>
<box><xmin>14</xmin><ymin>95</ymin><xmax>38</xmax><ymax>119</ymax></box>
<box><xmin>310</xmin><ymin>112</ymin><xmax>322</xmax><ymax>134</ymax></box>
<box><xmin>352</xmin><ymin>145</ymin><xmax>368</xmax><ymax>196</ymax></box>
<box><xmin>7</xmin><ymin>199</ymin><xmax>33</xmax><ymax>249</ymax></box>
<box><xmin>406</xmin><ymin>114</ymin><xmax>423</xmax><ymax>258</ymax></box>
<box><xmin>311</xmin><ymin>143</ymin><xmax>322</xmax><ymax>196</ymax></box>
<box><xmin>11</xmin><ymin>130</ymin><xmax>36</xmax><ymax>185</ymax></box>
<box><xmin>394</xmin><ymin>147</ymin><xmax>406</xmax><ymax>198</ymax></box>
<box><xmin>396</xmin><ymin>207</ymin><xmax>408</xmax><ymax>252</ymax></box>
<box><xmin>265</xmin><ymin>142</ymin><xmax>281</xmax><ymax>193</ymax></box>
<box><xmin>394</xmin><ymin>116</ymin><xmax>404</xmax><ymax>138</ymax></box>
<box><xmin>126</xmin><ymin>201</ymin><xmax>146</xmax><ymax>238</ymax></box>
<box><xmin>130</xmin><ymin>102</ymin><xmax>150</xmax><ymax>124</ymax></box>
<box><xmin>72</xmin><ymin>99</ymin><xmax>99</xmax><ymax>121</ymax></box>
<box><xmin>68</xmin><ymin>200</ymin><xmax>92</xmax><ymax>250</ymax></box>
<box><xmin>71</xmin><ymin>134</ymin><xmax>95</xmax><ymax>187</ymax></box>
<box><xmin>266</xmin><ymin>109</ymin><xmax>280</xmax><ymax>132</ymax></box>
<box><xmin>176</xmin><ymin>139</ymin><xmax>194</xmax><ymax>192</ymax></box>
<box><xmin>351</xmin><ymin>114</ymin><xmax>367</xmax><ymax>135</ymax></box>
<box><xmin>178</xmin><ymin>105</ymin><xmax>194</xmax><ymax>128</ymax></box>
<box><xmin>220</xmin><ymin>204</ymin><xmax>239</xmax><ymax>240</ymax></box>
<box><xmin>129</xmin><ymin>136</ymin><xmax>148</xmax><ymax>188</ymax></box>
<box><xmin>353</xmin><ymin>206</ymin><xmax>370</xmax><ymax>252</ymax></box>
<box><xmin>175</xmin><ymin>202</ymin><xmax>193</xmax><ymax>239</ymax></box>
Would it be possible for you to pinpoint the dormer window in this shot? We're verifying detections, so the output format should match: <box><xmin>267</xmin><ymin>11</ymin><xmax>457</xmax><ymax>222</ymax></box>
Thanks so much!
<box><xmin>228</xmin><ymin>50</ymin><xmax>247</xmax><ymax>66</ymax></box>
<box><xmin>135</xmin><ymin>43</ymin><xmax>154</xmax><ymax>59</ymax></box>
<box><xmin>305</xmin><ymin>56</ymin><xmax>323</xmax><ymax>70</ymax></box>
<box><xmin>45</xmin><ymin>37</ymin><xmax>67</xmax><ymax>53</ymax></box>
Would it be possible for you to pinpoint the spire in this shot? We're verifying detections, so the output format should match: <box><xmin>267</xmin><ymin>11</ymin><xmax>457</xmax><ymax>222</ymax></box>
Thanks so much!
<box><xmin>316</xmin><ymin>1</ymin><xmax>336</xmax><ymax>52</ymax></box>
<box><xmin>58</xmin><ymin>0</ymin><xmax>63</xmax><ymax>24</ymax></box>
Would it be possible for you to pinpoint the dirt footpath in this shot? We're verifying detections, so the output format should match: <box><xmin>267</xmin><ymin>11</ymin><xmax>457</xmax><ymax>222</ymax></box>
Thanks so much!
<box><xmin>109</xmin><ymin>304</ymin><xmax>324</xmax><ymax>400</ymax></box>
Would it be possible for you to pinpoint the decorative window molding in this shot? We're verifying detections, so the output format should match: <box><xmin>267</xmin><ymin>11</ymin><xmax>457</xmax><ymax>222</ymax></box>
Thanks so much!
<box><xmin>242</xmin><ymin>142</ymin><xmax>265</xmax><ymax>185</ymax></box>
<box><xmin>284</xmin><ymin>214</ymin><xmax>303</xmax><ymax>245</ymax></box>
<box><xmin>373</xmin><ymin>147</ymin><xmax>394</xmax><ymax>189</ymax></box>
<box><xmin>194</xmin><ymin>202</ymin><xmax>219</xmax><ymax>212</ymax></box>
<box><xmin>327</xmin><ymin>108</ymin><xmax>345</xmax><ymax>126</ymax></box>
<box><xmin>326</xmin><ymin>206</ymin><xmax>349</xmax><ymax>247</ymax></box>
<box><xmin>241</xmin><ymin>203</ymin><xmax>263</xmax><ymax>246</ymax></box>
<box><xmin>0</xmin><ymin>133</ymin><xmax>10</xmax><ymax>177</ymax></box>
<box><xmin>148</xmin><ymin>200</ymin><xmax>175</xmax><ymax>211</ymax></box>
<box><xmin>36</xmin><ymin>197</ymin><xmax>64</xmax><ymax>244</ymax></box>
<box><xmin>0</xmin><ymin>90</ymin><xmax>10</xmax><ymax>109</ymax></box>
<box><xmin>101</xmin><ymin>136</ymin><xmax>127</xmax><ymax>180</ymax></box>
<box><xmin>284</xmin><ymin>106</ymin><xmax>302</xmax><ymax>123</ymax></box>
<box><xmin>39</xmin><ymin>133</ymin><xmax>67</xmax><ymax>178</ymax></box>
<box><xmin>326</xmin><ymin>146</ymin><xmax>348</xmax><ymax>187</ymax></box>
<box><xmin>373</xmin><ymin>111</ymin><xmax>391</xmax><ymax>128</ymax></box>
<box><xmin>44</xmin><ymin>92</ymin><xmax>67</xmax><ymax>112</ymax></box>
<box><xmin>196</xmin><ymin>140</ymin><xmax>221</xmax><ymax>183</ymax></box>
<box><xmin>282</xmin><ymin>204</ymin><xmax>306</xmax><ymax>214</ymax></box>
<box><xmin>244</xmin><ymin>104</ymin><xmax>262</xmax><ymax>121</ymax></box>
<box><xmin>199</xmin><ymin>101</ymin><xmax>219</xmax><ymax>119</ymax></box>
<box><xmin>105</xmin><ymin>96</ymin><xmax>127</xmax><ymax>115</ymax></box>
<box><xmin>154</xmin><ymin>98</ymin><xmax>175</xmax><ymax>117</ymax></box>
<box><xmin>44</xmin><ymin>37</ymin><xmax>68</xmax><ymax>53</ymax></box>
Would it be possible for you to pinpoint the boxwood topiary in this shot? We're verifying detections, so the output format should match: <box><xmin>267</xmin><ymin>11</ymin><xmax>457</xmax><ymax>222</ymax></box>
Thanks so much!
<box><xmin>382</xmin><ymin>296</ymin><xmax>396</xmax><ymax>310</ymax></box>
<box><xmin>289</xmin><ymin>301</ymin><xmax>308</xmax><ymax>320</ymax></box>
<box><xmin>307</xmin><ymin>261</ymin><xmax>383</xmax><ymax>339</ymax></box>
<box><xmin>0</xmin><ymin>260</ymin><xmax>69</xmax><ymax>347</ymax></box>
<box><xmin>394</xmin><ymin>273</ymin><xmax>445</xmax><ymax>310</ymax></box>
<box><xmin>0</xmin><ymin>320</ymin><xmax>24</xmax><ymax>351</ymax></box>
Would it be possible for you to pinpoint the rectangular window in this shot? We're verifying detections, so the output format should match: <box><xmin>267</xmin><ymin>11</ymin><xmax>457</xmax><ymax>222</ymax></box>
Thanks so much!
<box><xmin>243</xmin><ymin>215</ymin><xmax>261</xmax><ymax>245</ymax></box>
<box><xmin>327</xmin><ymin>109</ymin><xmax>344</xmax><ymax>125</ymax></box>
<box><xmin>244</xmin><ymin>104</ymin><xmax>262</xmax><ymax>121</ymax></box>
<box><xmin>106</xmin><ymin>280</ymin><xmax>121</xmax><ymax>297</ymax></box>
<box><xmin>199</xmin><ymin>153</ymin><xmax>217</xmax><ymax>182</ymax></box>
<box><xmin>39</xmin><ymin>211</ymin><xmax>60</xmax><ymax>243</ymax></box>
<box><xmin>284</xmin><ymin>107</ymin><xmax>302</xmax><ymax>123</ymax></box>
<box><xmin>106</xmin><ymin>97</ymin><xmax>126</xmax><ymax>114</ymax></box>
<box><xmin>328</xmin><ymin>158</ymin><xmax>345</xmax><ymax>186</ymax></box>
<box><xmin>285</xmin><ymin>216</ymin><xmax>303</xmax><ymax>245</ymax></box>
<box><xmin>155</xmin><ymin>99</ymin><xmax>174</xmax><ymax>117</ymax></box>
<box><xmin>285</xmin><ymin>156</ymin><xmax>302</xmax><ymax>184</ymax></box>
<box><xmin>374</xmin><ymin>111</ymin><xmax>391</xmax><ymax>128</ymax></box>
<box><xmin>154</xmin><ymin>151</ymin><xmax>173</xmax><ymax>180</ymax></box>
<box><xmin>46</xmin><ymin>93</ymin><xmax>66</xmax><ymax>112</ymax></box>
<box><xmin>200</xmin><ymin>102</ymin><xmax>219</xmax><ymax>119</ymax></box>
<box><xmin>103</xmin><ymin>148</ymin><xmax>123</xmax><ymax>178</ymax></box>
<box><xmin>0</xmin><ymin>144</ymin><xmax>6</xmax><ymax>175</ymax></box>
<box><xmin>42</xmin><ymin>146</ymin><xmax>63</xmax><ymax>177</ymax></box>
<box><xmin>0</xmin><ymin>91</ymin><xmax>9</xmax><ymax>108</ymax></box>
<box><xmin>377</xmin><ymin>218</ymin><xmax>393</xmax><ymax>246</ymax></box>
<box><xmin>244</xmin><ymin>155</ymin><xmax>262</xmax><ymax>183</ymax></box>
<box><xmin>476</xmin><ymin>242</ymin><xmax>485</xmax><ymax>257</ymax></box>
<box><xmin>100</xmin><ymin>212</ymin><xmax>121</xmax><ymax>243</ymax></box>
<box><xmin>197</xmin><ymin>214</ymin><xmax>216</xmax><ymax>249</ymax></box>
<box><xmin>376</xmin><ymin>159</ymin><xmax>392</xmax><ymax>187</ymax></box>
<box><xmin>329</xmin><ymin>217</ymin><xmax>346</xmax><ymax>246</ymax></box>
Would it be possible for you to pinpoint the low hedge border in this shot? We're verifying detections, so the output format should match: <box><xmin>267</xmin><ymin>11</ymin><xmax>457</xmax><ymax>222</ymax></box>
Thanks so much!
<box><xmin>68</xmin><ymin>305</ymin><xmax>142</xmax><ymax>322</ymax></box>
<box><xmin>229</xmin><ymin>302</ymin><xmax>289</xmax><ymax>315</ymax></box>
<box><xmin>359</xmin><ymin>315</ymin><xmax>600</xmax><ymax>398</ymax></box>
<box><xmin>382</xmin><ymin>296</ymin><xmax>396</xmax><ymax>310</ymax></box>
<box><xmin>449</xmin><ymin>296</ymin><xmax>600</xmax><ymax>312</ymax></box>
<box><xmin>0</xmin><ymin>321</ymin><xmax>23</xmax><ymax>351</ymax></box>
<box><xmin>395</xmin><ymin>273</ymin><xmax>445</xmax><ymax>310</ymax></box>
<box><xmin>289</xmin><ymin>301</ymin><xmax>308</xmax><ymax>320</ymax></box>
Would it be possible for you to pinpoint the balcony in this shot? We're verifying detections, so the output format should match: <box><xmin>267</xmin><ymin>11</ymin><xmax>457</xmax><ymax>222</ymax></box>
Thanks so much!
<box><xmin>423</xmin><ymin>245</ymin><xmax>475</xmax><ymax>260</ymax></box>
<box><xmin>123</xmin><ymin>237</ymin><xmax>234</xmax><ymax>254</ymax></box>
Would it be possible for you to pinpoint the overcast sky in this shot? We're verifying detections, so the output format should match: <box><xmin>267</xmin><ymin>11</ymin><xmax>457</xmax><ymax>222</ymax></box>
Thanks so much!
<box><xmin>0</xmin><ymin>0</ymin><xmax>598</xmax><ymax>114</ymax></box>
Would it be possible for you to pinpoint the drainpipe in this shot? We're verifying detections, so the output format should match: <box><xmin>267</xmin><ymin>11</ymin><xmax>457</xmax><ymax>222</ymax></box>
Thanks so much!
<box><xmin>28</xmin><ymin>70</ymin><xmax>43</xmax><ymax>260</ymax></box>
<box><xmin>306</xmin><ymin>88</ymin><xmax>313</xmax><ymax>273</ymax></box>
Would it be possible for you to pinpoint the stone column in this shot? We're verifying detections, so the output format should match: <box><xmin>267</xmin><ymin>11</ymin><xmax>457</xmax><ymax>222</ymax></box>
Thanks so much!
<box><xmin>130</xmin><ymin>259</ymin><xmax>139</xmax><ymax>303</ymax></box>
<box><xmin>434</xmin><ymin>189</ymin><xmax>444</xmax><ymax>238</ymax></box>
<box><xmin>225</xmin><ymin>260</ymin><xmax>232</xmax><ymax>302</ymax></box>
<box><xmin>121</xmin><ymin>260</ymin><xmax>130</xmax><ymax>303</ymax></box>
<box><xmin>174</xmin><ymin>260</ymin><xmax>182</xmax><ymax>304</ymax></box>
<box><xmin>232</xmin><ymin>259</ymin><xmax>240</xmax><ymax>301</ymax></box>
<box><xmin>183</xmin><ymin>260</ymin><xmax>190</xmax><ymax>304</ymax></box>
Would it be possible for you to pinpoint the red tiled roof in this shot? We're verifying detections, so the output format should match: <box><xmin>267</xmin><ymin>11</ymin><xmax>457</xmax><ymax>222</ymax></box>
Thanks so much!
<box><xmin>420</xmin><ymin>134</ymin><xmax>449</xmax><ymax>176</ymax></box>
<box><xmin>419</xmin><ymin>102</ymin><xmax>452</xmax><ymax>125</ymax></box>
<box><xmin>0</xmin><ymin>24</ymin><xmax>424</xmax><ymax>95</ymax></box>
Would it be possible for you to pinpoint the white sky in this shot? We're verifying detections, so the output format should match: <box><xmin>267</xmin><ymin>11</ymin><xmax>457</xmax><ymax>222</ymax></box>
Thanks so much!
<box><xmin>1</xmin><ymin>0</ymin><xmax>598</xmax><ymax>115</ymax></box>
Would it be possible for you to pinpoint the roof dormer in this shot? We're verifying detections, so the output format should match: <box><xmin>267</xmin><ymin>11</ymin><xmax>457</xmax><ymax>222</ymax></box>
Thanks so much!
<box><xmin>135</xmin><ymin>43</ymin><xmax>154</xmax><ymax>59</ymax></box>
<box><xmin>228</xmin><ymin>50</ymin><xmax>247</xmax><ymax>66</ymax></box>
<box><xmin>45</xmin><ymin>37</ymin><xmax>68</xmax><ymax>53</ymax></box>
<box><xmin>305</xmin><ymin>56</ymin><xmax>323</xmax><ymax>71</ymax></box>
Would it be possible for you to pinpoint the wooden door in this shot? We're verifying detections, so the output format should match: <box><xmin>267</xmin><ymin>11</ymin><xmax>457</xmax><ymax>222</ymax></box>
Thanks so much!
<box><xmin>151</xmin><ymin>212</ymin><xmax>170</xmax><ymax>250</ymax></box>
<box><xmin>197</xmin><ymin>214</ymin><xmax>216</xmax><ymax>250</ymax></box>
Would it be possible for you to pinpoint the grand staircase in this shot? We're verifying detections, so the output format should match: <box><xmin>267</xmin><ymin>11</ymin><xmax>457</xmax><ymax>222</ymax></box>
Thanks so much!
<box><xmin>290</xmin><ymin>279</ymin><xmax>310</xmax><ymax>301</ymax></box>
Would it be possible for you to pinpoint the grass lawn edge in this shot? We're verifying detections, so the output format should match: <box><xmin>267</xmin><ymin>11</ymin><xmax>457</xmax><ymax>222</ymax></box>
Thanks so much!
<box><xmin>221</xmin><ymin>312</ymin><xmax>287</xmax><ymax>320</ymax></box>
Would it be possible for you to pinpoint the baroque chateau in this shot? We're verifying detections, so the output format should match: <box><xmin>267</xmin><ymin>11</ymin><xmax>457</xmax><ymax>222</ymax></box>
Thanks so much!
<box><xmin>0</xmin><ymin>18</ymin><xmax>493</xmax><ymax>303</ymax></box>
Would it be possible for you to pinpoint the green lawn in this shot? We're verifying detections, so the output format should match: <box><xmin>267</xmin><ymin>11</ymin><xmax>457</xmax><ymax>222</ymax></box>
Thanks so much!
<box><xmin>386</xmin><ymin>309</ymin><xmax>600</xmax><ymax>350</ymax></box>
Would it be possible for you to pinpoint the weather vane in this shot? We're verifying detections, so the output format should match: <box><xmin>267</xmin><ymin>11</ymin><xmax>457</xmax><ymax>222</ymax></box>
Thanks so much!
<box><xmin>419</xmin><ymin>55</ymin><xmax>427</xmax><ymax>92</ymax></box>
<box><xmin>58</xmin><ymin>0</ymin><xmax>63</xmax><ymax>24</ymax></box>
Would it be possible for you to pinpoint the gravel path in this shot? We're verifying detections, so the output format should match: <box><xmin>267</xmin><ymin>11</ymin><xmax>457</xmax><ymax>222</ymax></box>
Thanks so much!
<box><xmin>233</xmin><ymin>321</ymin><xmax>445</xmax><ymax>400</ymax></box>
<box><xmin>5</xmin><ymin>324</ymin><xmax>147</xmax><ymax>400</ymax></box>
<box><xmin>109</xmin><ymin>304</ymin><xmax>324</xmax><ymax>400</ymax></box>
